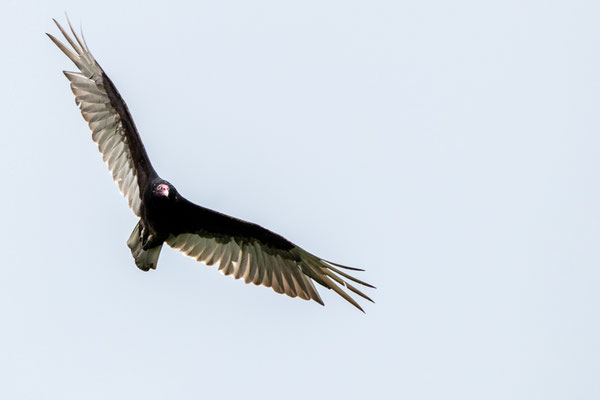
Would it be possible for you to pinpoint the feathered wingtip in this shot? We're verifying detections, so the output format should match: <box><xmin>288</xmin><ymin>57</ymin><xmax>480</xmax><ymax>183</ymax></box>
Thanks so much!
<box><xmin>46</xmin><ymin>14</ymin><xmax>96</xmax><ymax>76</ymax></box>
<box><xmin>297</xmin><ymin>250</ymin><xmax>375</xmax><ymax>313</ymax></box>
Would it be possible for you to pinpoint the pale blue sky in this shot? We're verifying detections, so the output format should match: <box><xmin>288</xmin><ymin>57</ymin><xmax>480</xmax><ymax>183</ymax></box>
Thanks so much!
<box><xmin>1</xmin><ymin>1</ymin><xmax>599</xmax><ymax>399</ymax></box>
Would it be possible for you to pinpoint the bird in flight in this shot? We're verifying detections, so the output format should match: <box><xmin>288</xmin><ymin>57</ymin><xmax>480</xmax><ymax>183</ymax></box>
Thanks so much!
<box><xmin>47</xmin><ymin>17</ymin><xmax>374</xmax><ymax>311</ymax></box>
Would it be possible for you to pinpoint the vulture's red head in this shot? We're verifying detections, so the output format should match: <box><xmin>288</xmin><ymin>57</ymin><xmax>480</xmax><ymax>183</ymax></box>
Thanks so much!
<box><xmin>153</xmin><ymin>183</ymin><xmax>170</xmax><ymax>198</ymax></box>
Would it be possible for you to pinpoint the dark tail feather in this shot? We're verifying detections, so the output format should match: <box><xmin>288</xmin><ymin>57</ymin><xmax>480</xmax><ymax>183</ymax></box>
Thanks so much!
<box><xmin>127</xmin><ymin>221</ymin><xmax>162</xmax><ymax>271</ymax></box>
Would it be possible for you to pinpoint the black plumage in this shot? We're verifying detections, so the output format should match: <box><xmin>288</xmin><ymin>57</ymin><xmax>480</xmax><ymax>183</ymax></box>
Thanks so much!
<box><xmin>48</xmin><ymin>17</ymin><xmax>374</xmax><ymax>311</ymax></box>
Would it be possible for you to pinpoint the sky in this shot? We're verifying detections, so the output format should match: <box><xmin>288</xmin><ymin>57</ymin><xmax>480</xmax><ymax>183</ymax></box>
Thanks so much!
<box><xmin>1</xmin><ymin>0</ymin><xmax>599</xmax><ymax>399</ymax></box>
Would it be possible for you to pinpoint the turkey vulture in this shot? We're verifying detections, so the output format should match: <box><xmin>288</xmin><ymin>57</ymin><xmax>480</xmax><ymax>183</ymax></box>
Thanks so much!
<box><xmin>47</xmin><ymin>18</ymin><xmax>374</xmax><ymax>311</ymax></box>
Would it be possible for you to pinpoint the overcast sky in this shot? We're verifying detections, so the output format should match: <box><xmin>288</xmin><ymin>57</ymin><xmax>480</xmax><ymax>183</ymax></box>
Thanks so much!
<box><xmin>1</xmin><ymin>1</ymin><xmax>599</xmax><ymax>399</ymax></box>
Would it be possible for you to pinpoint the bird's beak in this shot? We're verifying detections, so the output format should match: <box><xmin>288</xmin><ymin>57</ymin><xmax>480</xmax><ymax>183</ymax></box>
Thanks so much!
<box><xmin>154</xmin><ymin>185</ymin><xmax>169</xmax><ymax>197</ymax></box>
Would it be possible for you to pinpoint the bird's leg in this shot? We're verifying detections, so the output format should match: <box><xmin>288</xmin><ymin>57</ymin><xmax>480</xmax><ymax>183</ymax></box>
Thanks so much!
<box><xmin>139</xmin><ymin>220</ymin><xmax>165</xmax><ymax>250</ymax></box>
<box><xmin>142</xmin><ymin>234</ymin><xmax>156</xmax><ymax>250</ymax></box>
<box><xmin>143</xmin><ymin>233</ymin><xmax>167</xmax><ymax>250</ymax></box>
<box><xmin>140</xmin><ymin>221</ymin><xmax>158</xmax><ymax>250</ymax></box>
<box><xmin>140</xmin><ymin>221</ymin><xmax>150</xmax><ymax>249</ymax></box>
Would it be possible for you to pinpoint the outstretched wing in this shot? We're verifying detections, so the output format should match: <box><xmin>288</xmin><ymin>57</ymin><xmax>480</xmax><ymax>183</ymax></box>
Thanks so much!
<box><xmin>166</xmin><ymin>199</ymin><xmax>374</xmax><ymax>312</ymax></box>
<box><xmin>47</xmin><ymin>18</ymin><xmax>156</xmax><ymax>216</ymax></box>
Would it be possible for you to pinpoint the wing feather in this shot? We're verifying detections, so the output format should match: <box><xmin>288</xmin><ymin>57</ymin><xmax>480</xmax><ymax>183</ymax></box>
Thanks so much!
<box><xmin>240</xmin><ymin>249</ymin><xmax>254</xmax><ymax>283</ymax></box>
<box><xmin>218</xmin><ymin>242</ymin><xmax>234</xmax><ymax>274</ymax></box>
<box><xmin>252</xmin><ymin>242</ymin><xmax>271</xmax><ymax>288</ymax></box>
<box><xmin>48</xmin><ymin>18</ymin><xmax>156</xmax><ymax>216</ymax></box>
<box><xmin>194</xmin><ymin>239</ymin><xmax>212</xmax><ymax>261</ymax></box>
<box><xmin>165</xmin><ymin>228</ymin><xmax>373</xmax><ymax>311</ymax></box>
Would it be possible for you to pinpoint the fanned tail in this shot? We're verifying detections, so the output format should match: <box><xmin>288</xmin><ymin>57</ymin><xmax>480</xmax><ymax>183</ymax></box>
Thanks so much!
<box><xmin>127</xmin><ymin>221</ymin><xmax>163</xmax><ymax>271</ymax></box>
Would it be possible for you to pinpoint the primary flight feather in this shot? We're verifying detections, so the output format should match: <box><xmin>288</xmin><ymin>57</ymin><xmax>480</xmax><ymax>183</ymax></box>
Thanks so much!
<box><xmin>48</xmin><ymin>17</ymin><xmax>374</xmax><ymax>311</ymax></box>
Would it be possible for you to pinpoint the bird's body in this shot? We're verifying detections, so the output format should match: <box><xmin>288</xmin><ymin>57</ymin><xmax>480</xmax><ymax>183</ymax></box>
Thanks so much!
<box><xmin>48</xmin><ymin>17</ymin><xmax>374</xmax><ymax>311</ymax></box>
